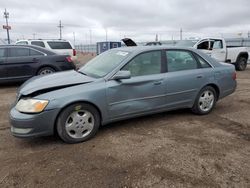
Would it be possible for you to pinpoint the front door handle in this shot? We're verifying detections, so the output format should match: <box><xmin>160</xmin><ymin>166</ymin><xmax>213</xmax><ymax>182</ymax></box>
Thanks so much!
<box><xmin>197</xmin><ymin>75</ymin><xmax>203</xmax><ymax>79</ymax></box>
<box><xmin>154</xmin><ymin>81</ymin><xmax>162</xmax><ymax>85</ymax></box>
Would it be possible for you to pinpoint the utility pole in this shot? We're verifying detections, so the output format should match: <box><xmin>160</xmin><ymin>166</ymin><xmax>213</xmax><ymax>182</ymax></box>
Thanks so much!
<box><xmin>33</xmin><ymin>33</ymin><xmax>36</xmax><ymax>39</ymax></box>
<box><xmin>3</xmin><ymin>8</ymin><xmax>10</xmax><ymax>44</ymax></box>
<box><xmin>57</xmin><ymin>20</ymin><xmax>63</xmax><ymax>39</ymax></box>
<box><xmin>180</xmin><ymin>28</ymin><xmax>183</xmax><ymax>40</ymax></box>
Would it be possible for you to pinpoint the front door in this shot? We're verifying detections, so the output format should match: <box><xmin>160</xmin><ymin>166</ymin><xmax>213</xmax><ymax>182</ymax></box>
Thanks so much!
<box><xmin>106</xmin><ymin>50</ymin><xmax>167</xmax><ymax>119</ymax></box>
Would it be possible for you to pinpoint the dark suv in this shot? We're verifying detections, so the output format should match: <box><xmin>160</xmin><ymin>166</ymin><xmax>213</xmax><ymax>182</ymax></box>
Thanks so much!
<box><xmin>0</xmin><ymin>45</ymin><xmax>76</xmax><ymax>83</ymax></box>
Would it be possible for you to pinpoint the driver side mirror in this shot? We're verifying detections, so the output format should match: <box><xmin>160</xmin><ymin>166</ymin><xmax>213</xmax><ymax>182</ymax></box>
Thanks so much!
<box><xmin>112</xmin><ymin>70</ymin><xmax>131</xmax><ymax>80</ymax></box>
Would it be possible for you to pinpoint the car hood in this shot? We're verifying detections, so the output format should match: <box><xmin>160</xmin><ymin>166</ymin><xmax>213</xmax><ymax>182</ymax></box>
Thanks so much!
<box><xmin>19</xmin><ymin>70</ymin><xmax>96</xmax><ymax>96</ymax></box>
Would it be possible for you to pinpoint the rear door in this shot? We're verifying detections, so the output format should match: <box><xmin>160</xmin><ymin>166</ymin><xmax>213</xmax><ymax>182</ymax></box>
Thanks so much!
<box><xmin>0</xmin><ymin>47</ymin><xmax>7</xmax><ymax>80</ymax></box>
<box><xmin>5</xmin><ymin>47</ymin><xmax>37</xmax><ymax>79</ymax></box>
<box><xmin>165</xmin><ymin>50</ymin><xmax>213</xmax><ymax>108</ymax></box>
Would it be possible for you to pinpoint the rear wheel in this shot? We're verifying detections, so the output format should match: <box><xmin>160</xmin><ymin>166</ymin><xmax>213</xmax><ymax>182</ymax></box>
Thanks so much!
<box><xmin>235</xmin><ymin>57</ymin><xmax>247</xmax><ymax>71</ymax></box>
<box><xmin>191</xmin><ymin>86</ymin><xmax>217</xmax><ymax>115</ymax></box>
<box><xmin>56</xmin><ymin>103</ymin><xmax>100</xmax><ymax>144</ymax></box>
<box><xmin>37</xmin><ymin>67</ymin><xmax>55</xmax><ymax>75</ymax></box>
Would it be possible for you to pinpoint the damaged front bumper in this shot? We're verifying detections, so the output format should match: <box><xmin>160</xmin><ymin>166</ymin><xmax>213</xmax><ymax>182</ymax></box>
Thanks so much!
<box><xmin>9</xmin><ymin>107</ymin><xmax>60</xmax><ymax>138</ymax></box>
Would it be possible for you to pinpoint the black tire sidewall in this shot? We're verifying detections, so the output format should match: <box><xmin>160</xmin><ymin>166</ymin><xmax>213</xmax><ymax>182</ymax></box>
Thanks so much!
<box><xmin>236</xmin><ymin>57</ymin><xmax>247</xmax><ymax>71</ymax></box>
<box><xmin>56</xmin><ymin>103</ymin><xmax>100</xmax><ymax>144</ymax></box>
<box><xmin>192</xmin><ymin>86</ymin><xmax>217</xmax><ymax>115</ymax></box>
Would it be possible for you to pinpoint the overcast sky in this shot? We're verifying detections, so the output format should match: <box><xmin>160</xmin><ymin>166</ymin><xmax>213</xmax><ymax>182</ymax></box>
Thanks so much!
<box><xmin>1</xmin><ymin>0</ymin><xmax>250</xmax><ymax>44</ymax></box>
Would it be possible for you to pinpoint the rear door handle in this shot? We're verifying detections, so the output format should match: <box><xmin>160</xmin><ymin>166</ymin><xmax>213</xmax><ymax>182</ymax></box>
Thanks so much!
<box><xmin>197</xmin><ymin>75</ymin><xmax>203</xmax><ymax>79</ymax></box>
<box><xmin>33</xmin><ymin>58</ymin><xmax>38</xmax><ymax>62</ymax></box>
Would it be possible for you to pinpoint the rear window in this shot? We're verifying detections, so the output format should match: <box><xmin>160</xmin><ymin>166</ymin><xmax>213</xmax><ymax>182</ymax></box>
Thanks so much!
<box><xmin>31</xmin><ymin>41</ymin><xmax>45</xmax><ymax>48</ymax></box>
<box><xmin>47</xmin><ymin>41</ymin><xmax>72</xmax><ymax>49</ymax></box>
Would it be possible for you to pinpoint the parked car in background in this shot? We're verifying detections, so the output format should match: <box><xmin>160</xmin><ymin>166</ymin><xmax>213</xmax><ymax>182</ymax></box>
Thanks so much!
<box><xmin>16</xmin><ymin>39</ymin><xmax>77</xmax><ymax>61</ymax></box>
<box><xmin>10</xmin><ymin>46</ymin><xmax>236</xmax><ymax>143</ymax></box>
<box><xmin>0</xmin><ymin>45</ymin><xmax>76</xmax><ymax>83</ymax></box>
<box><xmin>176</xmin><ymin>37</ymin><xmax>249</xmax><ymax>71</ymax></box>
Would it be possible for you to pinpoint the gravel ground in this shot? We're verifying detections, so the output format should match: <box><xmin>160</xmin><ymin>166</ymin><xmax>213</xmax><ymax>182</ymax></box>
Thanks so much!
<box><xmin>0</xmin><ymin>66</ymin><xmax>249</xmax><ymax>188</ymax></box>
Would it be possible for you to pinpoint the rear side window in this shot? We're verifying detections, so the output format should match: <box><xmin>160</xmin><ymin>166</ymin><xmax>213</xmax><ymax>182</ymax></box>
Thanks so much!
<box><xmin>0</xmin><ymin>48</ymin><xmax>6</xmax><ymax>58</ymax></box>
<box><xmin>166</xmin><ymin>50</ymin><xmax>198</xmax><ymax>72</ymax></box>
<box><xmin>196</xmin><ymin>55</ymin><xmax>212</xmax><ymax>68</ymax></box>
<box><xmin>30</xmin><ymin>49</ymin><xmax>44</xmax><ymax>56</ymax></box>
<box><xmin>31</xmin><ymin>41</ymin><xmax>45</xmax><ymax>48</ymax></box>
<box><xmin>9</xmin><ymin>48</ymin><xmax>29</xmax><ymax>57</ymax></box>
<box><xmin>47</xmin><ymin>41</ymin><xmax>72</xmax><ymax>49</ymax></box>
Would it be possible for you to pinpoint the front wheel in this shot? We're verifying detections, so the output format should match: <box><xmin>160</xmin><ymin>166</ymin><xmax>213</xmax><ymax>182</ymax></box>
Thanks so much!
<box><xmin>191</xmin><ymin>86</ymin><xmax>217</xmax><ymax>115</ymax></box>
<box><xmin>56</xmin><ymin>103</ymin><xmax>100</xmax><ymax>144</ymax></box>
<box><xmin>235</xmin><ymin>57</ymin><xmax>247</xmax><ymax>71</ymax></box>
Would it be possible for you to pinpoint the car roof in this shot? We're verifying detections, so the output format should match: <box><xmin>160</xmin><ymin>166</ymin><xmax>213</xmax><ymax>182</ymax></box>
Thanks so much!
<box><xmin>112</xmin><ymin>46</ymin><xmax>196</xmax><ymax>53</ymax></box>
<box><xmin>110</xmin><ymin>46</ymin><xmax>221</xmax><ymax>67</ymax></box>
<box><xmin>0</xmin><ymin>44</ymin><xmax>56</xmax><ymax>55</ymax></box>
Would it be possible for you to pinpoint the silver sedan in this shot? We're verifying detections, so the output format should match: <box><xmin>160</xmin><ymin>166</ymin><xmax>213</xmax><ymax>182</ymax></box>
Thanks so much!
<box><xmin>10</xmin><ymin>46</ymin><xmax>236</xmax><ymax>143</ymax></box>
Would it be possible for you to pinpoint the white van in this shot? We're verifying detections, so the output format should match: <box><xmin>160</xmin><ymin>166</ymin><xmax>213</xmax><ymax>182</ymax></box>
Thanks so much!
<box><xmin>16</xmin><ymin>39</ymin><xmax>77</xmax><ymax>61</ymax></box>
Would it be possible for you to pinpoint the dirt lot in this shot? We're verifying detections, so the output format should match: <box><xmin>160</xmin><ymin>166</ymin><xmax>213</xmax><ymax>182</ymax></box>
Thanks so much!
<box><xmin>0</xmin><ymin>64</ymin><xmax>250</xmax><ymax>188</ymax></box>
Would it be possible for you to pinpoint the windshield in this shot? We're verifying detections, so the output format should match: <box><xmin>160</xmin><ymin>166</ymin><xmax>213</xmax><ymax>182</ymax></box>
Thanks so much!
<box><xmin>175</xmin><ymin>40</ymin><xmax>198</xmax><ymax>47</ymax></box>
<box><xmin>79</xmin><ymin>50</ymin><xmax>130</xmax><ymax>78</ymax></box>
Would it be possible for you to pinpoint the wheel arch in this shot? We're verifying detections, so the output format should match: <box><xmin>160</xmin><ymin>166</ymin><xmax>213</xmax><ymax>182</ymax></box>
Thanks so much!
<box><xmin>205</xmin><ymin>83</ymin><xmax>220</xmax><ymax>100</ymax></box>
<box><xmin>36</xmin><ymin>65</ymin><xmax>58</xmax><ymax>75</ymax></box>
<box><xmin>53</xmin><ymin>100</ymin><xmax>103</xmax><ymax>135</ymax></box>
<box><xmin>236</xmin><ymin>52</ymin><xmax>248</xmax><ymax>62</ymax></box>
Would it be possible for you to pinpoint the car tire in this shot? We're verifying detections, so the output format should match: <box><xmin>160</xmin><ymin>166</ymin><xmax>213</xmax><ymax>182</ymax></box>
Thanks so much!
<box><xmin>191</xmin><ymin>86</ymin><xmax>217</xmax><ymax>115</ymax></box>
<box><xmin>56</xmin><ymin>103</ymin><xmax>100</xmax><ymax>144</ymax></box>
<box><xmin>235</xmin><ymin>57</ymin><xmax>247</xmax><ymax>71</ymax></box>
<box><xmin>37</xmin><ymin>67</ymin><xmax>55</xmax><ymax>75</ymax></box>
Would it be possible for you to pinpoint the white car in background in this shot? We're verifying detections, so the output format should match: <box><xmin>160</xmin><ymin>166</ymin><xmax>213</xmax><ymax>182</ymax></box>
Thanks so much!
<box><xmin>16</xmin><ymin>39</ymin><xmax>77</xmax><ymax>61</ymax></box>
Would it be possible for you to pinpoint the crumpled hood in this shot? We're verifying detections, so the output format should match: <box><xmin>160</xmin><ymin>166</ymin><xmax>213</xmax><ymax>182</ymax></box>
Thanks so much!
<box><xmin>19</xmin><ymin>70</ymin><xmax>96</xmax><ymax>96</ymax></box>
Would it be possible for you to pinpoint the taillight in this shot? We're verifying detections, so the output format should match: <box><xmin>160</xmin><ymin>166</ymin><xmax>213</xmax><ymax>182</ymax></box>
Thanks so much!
<box><xmin>232</xmin><ymin>71</ymin><xmax>237</xmax><ymax>80</ymax></box>
<box><xmin>66</xmin><ymin>56</ymin><xmax>72</xmax><ymax>63</ymax></box>
<box><xmin>73</xmin><ymin>49</ymin><xmax>76</xmax><ymax>56</ymax></box>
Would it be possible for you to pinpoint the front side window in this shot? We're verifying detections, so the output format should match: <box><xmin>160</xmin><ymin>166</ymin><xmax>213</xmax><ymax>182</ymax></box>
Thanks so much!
<box><xmin>166</xmin><ymin>50</ymin><xmax>198</xmax><ymax>72</ymax></box>
<box><xmin>197</xmin><ymin>41</ymin><xmax>209</xmax><ymax>50</ymax></box>
<box><xmin>9</xmin><ymin>48</ymin><xmax>29</xmax><ymax>57</ymax></box>
<box><xmin>122</xmin><ymin>51</ymin><xmax>162</xmax><ymax>77</ymax></box>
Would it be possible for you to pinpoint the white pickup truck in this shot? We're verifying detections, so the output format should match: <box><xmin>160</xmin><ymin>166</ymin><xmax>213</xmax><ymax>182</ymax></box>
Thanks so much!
<box><xmin>176</xmin><ymin>37</ymin><xmax>249</xmax><ymax>71</ymax></box>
